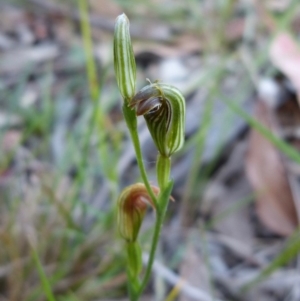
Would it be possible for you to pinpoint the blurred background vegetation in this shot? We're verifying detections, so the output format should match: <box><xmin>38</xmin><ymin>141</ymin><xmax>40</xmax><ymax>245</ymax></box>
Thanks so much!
<box><xmin>1</xmin><ymin>0</ymin><xmax>300</xmax><ymax>300</ymax></box>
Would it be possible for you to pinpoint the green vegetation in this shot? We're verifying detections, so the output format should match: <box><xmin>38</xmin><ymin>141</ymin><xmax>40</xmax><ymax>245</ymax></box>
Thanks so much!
<box><xmin>1</xmin><ymin>0</ymin><xmax>300</xmax><ymax>300</ymax></box>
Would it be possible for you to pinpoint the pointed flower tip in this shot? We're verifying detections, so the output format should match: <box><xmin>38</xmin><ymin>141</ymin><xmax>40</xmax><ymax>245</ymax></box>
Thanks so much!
<box><xmin>117</xmin><ymin>183</ymin><xmax>159</xmax><ymax>242</ymax></box>
<box><xmin>115</xmin><ymin>13</ymin><xmax>128</xmax><ymax>24</ymax></box>
<box><xmin>114</xmin><ymin>13</ymin><xmax>136</xmax><ymax>101</ymax></box>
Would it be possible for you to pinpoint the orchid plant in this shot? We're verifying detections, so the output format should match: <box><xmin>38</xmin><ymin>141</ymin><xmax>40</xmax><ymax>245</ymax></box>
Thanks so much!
<box><xmin>114</xmin><ymin>14</ymin><xmax>186</xmax><ymax>301</ymax></box>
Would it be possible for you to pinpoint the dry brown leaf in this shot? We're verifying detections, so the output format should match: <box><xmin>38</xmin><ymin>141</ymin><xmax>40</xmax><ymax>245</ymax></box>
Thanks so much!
<box><xmin>270</xmin><ymin>33</ymin><xmax>300</xmax><ymax>102</ymax></box>
<box><xmin>246</xmin><ymin>101</ymin><xmax>298</xmax><ymax>236</ymax></box>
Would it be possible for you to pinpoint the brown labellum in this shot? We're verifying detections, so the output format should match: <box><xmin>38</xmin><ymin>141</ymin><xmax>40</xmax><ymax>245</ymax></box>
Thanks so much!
<box><xmin>135</xmin><ymin>97</ymin><xmax>162</xmax><ymax>116</ymax></box>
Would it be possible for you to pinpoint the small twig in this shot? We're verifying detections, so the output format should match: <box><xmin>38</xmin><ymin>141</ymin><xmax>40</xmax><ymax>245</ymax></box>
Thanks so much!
<box><xmin>142</xmin><ymin>253</ymin><xmax>224</xmax><ymax>301</ymax></box>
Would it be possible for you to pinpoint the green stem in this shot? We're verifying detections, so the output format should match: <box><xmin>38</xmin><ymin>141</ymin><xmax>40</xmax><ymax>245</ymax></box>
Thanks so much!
<box><xmin>31</xmin><ymin>246</ymin><xmax>56</xmax><ymax>301</ymax></box>
<box><xmin>75</xmin><ymin>0</ymin><xmax>108</xmax><ymax>191</ymax></box>
<box><xmin>127</xmin><ymin>279</ymin><xmax>139</xmax><ymax>301</ymax></box>
<box><xmin>122</xmin><ymin>105</ymin><xmax>173</xmax><ymax>300</ymax></box>
<box><xmin>127</xmin><ymin>265</ymin><xmax>140</xmax><ymax>301</ymax></box>
<box><xmin>122</xmin><ymin>104</ymin><xmax>158</xmax><ymax>208</ymax></box>
<box><xmin>156</xmin><ymin>154</ymin><xmax>171</xmax><ymax>191</ymax></box>
<box><xmin>77</xmin><ymin>0</ymin><xmax>98</xmax><ymax>102</ymax></box>
<box><xmin>137</xmin><ymin>179</ymin><xmax>174</xmax><ymax>298</ymax></box>
<box><xmin>126</xmin><ymin>242</ymin><xmax>142</xmax><ymax>301</ymax></box>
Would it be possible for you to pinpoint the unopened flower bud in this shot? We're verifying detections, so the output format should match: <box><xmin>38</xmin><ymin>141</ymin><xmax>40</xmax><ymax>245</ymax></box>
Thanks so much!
<box><xmin>113</xmin><ymin>13</ymin><xmax>136</xmax><ymax>101</ymax></box>
<box><xmin>117</xmin><ymin>183</ymin><xmax>159</xmax><ymax>242</ymax></box>
<box><xmin>130</xmin><ymin>83</ymin><xmax>186</xmax><ymax>157</ymax></box>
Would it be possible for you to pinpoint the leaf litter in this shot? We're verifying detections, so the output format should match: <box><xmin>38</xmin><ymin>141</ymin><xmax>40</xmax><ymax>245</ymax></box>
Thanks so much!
<box><xmin>1</xmin><ymin>1</ymin><xmax>300</xmax><ymax>301</ymax></box>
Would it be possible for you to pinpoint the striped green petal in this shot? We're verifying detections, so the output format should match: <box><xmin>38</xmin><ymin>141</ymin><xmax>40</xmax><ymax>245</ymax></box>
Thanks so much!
<box><xmin>113</xmin><ymin>14</ymin><xmax>136</xmax><ymax>101</ymax></box>
<box><xmin>130</xmin><ymin>83</ymin><xmax>186</xmax><ymax>157</ymax></box>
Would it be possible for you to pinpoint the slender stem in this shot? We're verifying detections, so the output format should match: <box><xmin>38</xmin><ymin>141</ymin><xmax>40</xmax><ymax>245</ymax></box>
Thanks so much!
<box><xmin>127</xmin><ymin>266</ymin><xmax>140</xmax><ymax>301</ymax></box>
<box><xmin>156</xmin><ymin>154</ymin><xmax>171</xmax><ymax>191</ymax></box>
<box><xmin>75</xmin><ymin>0</ymin><xmax>106</xmax><ymax>189</ymax></box>
<box><xmin>122</xmin><ymin>105</ymin><xmax>173</xmax><ymax>299</ymax></box>
<box><xmin>123</xmin><ymin>104</ymin><xmax>158</xmax><ymax>207</ymax></box>
<box><xmin>138</xmin><ymin>209</ymin><xmax>164</xmax><ymax>295</ymax></box>
<box><xmin>77</xmin><ymin>0</ymin><xmax>98</xmax><ymax>102</ymax></box>
<box><xmin>31</xmin><ymin>246</ymin><xmax>56</xmax><ymax>301</ymax></box>
<box><xmin>76</xmin><ymin>0</ymin><xmax>99</xmax><ymax>185</ymax></box>
<box><xmin>137</xmin><ymin>180</ymin><xmax>174</xmax><ymax>297</ymax></box>
<box><xmin>127</xmin><ymin>278</ymin><xmax>139</xmax><ymax>301</ymax></box>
